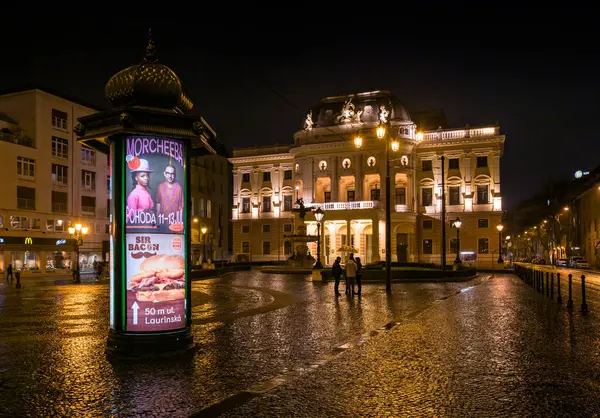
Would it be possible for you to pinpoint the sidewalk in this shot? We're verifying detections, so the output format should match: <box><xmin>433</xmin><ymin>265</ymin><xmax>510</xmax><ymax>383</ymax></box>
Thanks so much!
<box><xmin>199</xmin><ymin>274</ymin><xmax>600</xmax><ymax>417</ymax></box>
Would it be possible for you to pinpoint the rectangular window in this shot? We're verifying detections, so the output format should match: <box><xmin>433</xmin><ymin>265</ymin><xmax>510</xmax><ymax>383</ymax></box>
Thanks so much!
<box><xmin>10</xmin><ymin>216</ymin><xmax>29</xmax><ymax>229</ymax></box>
<box><xmin>324</xmin><ymin>191</ymin><xmax>331</xmax><ymax>203</ymax></box>
<box><xmin>51</xmin><ymin>109</ymin><xmax>68</xmax><ymax>130</ymax></box>
<box><xmin>284</xmin><ymin>224</ymin><xmax>293</xmax><ymax>233</ymax></box>
<box><xmin>207</xmin><ymin>200</ymin><xmax>212</xmax><ymax>218</ymax></box>
<box><xmin>284</xmin><ymin>170</ymin><xmax>292</xmax><ymax>180</ymax></box>
<box><xmin>478</xmin><ymin>219</ymin><xmax>489</xmax><ymax>228</ymax></box>
<box><xmin>263</xmin><ymin>171</ymin><xmax>271</xmax><ymax>182</ymax></box>
<box><xmin>81</xmin><ymin>196</ymin><xmax>96</xmax><ymax>214</ymax></box>
<box><xmin>477</xmin><ymin>156</ymin><xmax>488</xmax><ymax>168</ymax></box>
<box><xmin>450</xmin><ymin>238</ymin><xmax>458</xmax><ymax>254</ymax></box>
<box><xmin>284</xmin><ymin>240</ymin><xmax>292</xmax><ymax>255</ymax></box>
<box><xmin>347</xmin><ymin>190</ymin><xmax>355</xmax><ymax>202</ymax></box>
<box><xmin>262</xmin><ymin>196</ymin><xmax>271</xmax><ymax>212</ymax></box>
<box><xmin>242</xmin><ymin>242</ymin><xmax>250</xmax><ymax>253</ymax></box>
<box><xmin>52</xmin><ymin>136</ymin><xmax>68</xmax><ymax>159</ymax></box>
<box><xmin>262</xmin><ymin>241</ymin><xmax>271</xmax><ymax>255</ymax></box>
<box><xmin>422</xmin><ymin>160</ymin><xmax>432</xmax><ymax>171</ymax></box>
<box><xmin>395</xmin><ymin>187</ymin><xmax>406</xmax><ymax>205</ymax></box>
<box><xmin>283</xmin><ymin>195</ymin><xmax>293</xmax><ymax>211</ymax></box>
<box><xmin>17</xmin><ymin>186</ymin><xmax>35</xmax><ymax>209</ymax></box>
<box><xmin>423</xmin><ymin>220</ymin><xmax>433</xmax><ymax>229</ymax></box>
<box><xmin>81</xmin><ymin>148</ymin><xmax>96</xmax><ymax>165</ymax></box>
<box><xmin>107</xmin><ymin>198</ymin><xmax>111</xmax><ymax>217</ymax></box>
<box><xmin>242</xmin><ymin>225</ymin><xmax>250</xmax><ymax>233</ymax></box>
<box><xmin>422</xmin><ymin>187</ymin><xmax>433</xmax><ymax>206</ymax></box>
<box><xmin>476</xmin><ymin>185</ymin><xmax>489</xmax><ymax>204</ymax></box>
<box><xmin>17</xmin><ymin>157</ymin><xmax>35</xmax><ymax>178</ymax></box>
<box><xmin>81</xmin><ymin>170</ymin><xmax>96</xmax><ymax>191</ymax></box>
<box><xmin>478</xmin><ymin>238</ymin><xmax>489</xmax><ymax>253</ymax></box>
<box><xmin>242</xmin><ymin>197</ymin><xmax>250</xmax><ymax>213</ymax></box>
<box><xmin>105</xmin><ymin>224</ymin><xmax>111</xmax><ymax>234</ymax></box>
<box><xmin>263</xmin><ymin>224</ymin><xmax>271</xmax><ymax>233</ymax></box>
<box><xmin>449</xmin><ymin>158</ymin><xmax>459</xmax><ymax>170</ymax></box>
<box><xmin>423</xmin><ymin>239</ymin><xmax>433</xmax><ymax>254</ymax></box>
<box><xmin>52</xmin><ymin>191</ymin><xmax>68</xmax><ymax>213</ymax></box>
<box><xmin>52</xmin><ymin>164</ymin><xmax>68</xmax><ymax>185</ymax></box>
<box><xmin>371</xmin><ymin>188</ymin><xmax>380</xmax><ymax>201</ymax></box>
<box><xmin>449</xmin><ymin>186</ymin><xmax>460</xmax><ymax>205</ymax></box>
<box><xmin>242</xmin><ymin>173</ymin><xmax>250</xmax><ymax>182</ymax></box>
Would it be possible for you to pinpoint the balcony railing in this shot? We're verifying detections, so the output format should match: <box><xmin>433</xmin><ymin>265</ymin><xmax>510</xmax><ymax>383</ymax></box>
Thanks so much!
<box><xmin>17</xmin><ymin>198</ymin><xmax>35</xmax><ymax>210</ymax></box>
<box><xmin>422</xmin><ymin>126</ymin><xmax>498</xmax><ymax>141</ymax></box>
<box><xmin>81</xmin><ymin>205</ymin><xmax>96</xmax><ymax>214</ymax></box>
<box><xmin>1</xmin><ymin>132</ymin><xmax>35</xmax><ymax>148</ymax></box>
<box><xmin>52</xmin><ymin>202</ymin><xmax>68</xmax><ymax>213</ymax></box>
<box><xmin>306</xmin><ymin>200</ymin><xmax>382</xmax><ymax>211</ymax></box>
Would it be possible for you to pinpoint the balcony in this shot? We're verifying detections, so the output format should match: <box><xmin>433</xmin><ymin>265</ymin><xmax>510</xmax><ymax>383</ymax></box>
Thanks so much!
<box><xmin>52</xmin><ymin>202</ymin><xmax>68</xmax><ymax>213</ymax></box>
<box><xmin>1</xmin><ymin>132</ymin><xmax>35</xmax><ymax>148</ymax></box>
<box><xmin>17</xmin><ymin>198</ymin><xmax>35</xmax><ymax>210</ymax></box>
<box><xmin>81</xmin><ymin>206</ymin><xmax>96</xmax><ymax>215</ymax></box>
<box><xmin>306</xmin><ymin>200</ymin><xmax>382</xmax><ymax>211</ymax></box>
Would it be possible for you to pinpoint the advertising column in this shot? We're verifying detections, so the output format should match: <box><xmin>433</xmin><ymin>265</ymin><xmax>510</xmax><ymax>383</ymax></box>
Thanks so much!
<box><xmin>123</xmin><ymin>136</ymin><xmax>187</xmax><ymax>332</ymax></box>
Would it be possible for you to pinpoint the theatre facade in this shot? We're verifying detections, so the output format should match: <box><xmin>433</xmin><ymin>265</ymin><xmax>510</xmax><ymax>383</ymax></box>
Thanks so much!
<box><xmin>229</xmin><ymin>90</ymin><xmax>505</xmax><ymax>268</ymax></box>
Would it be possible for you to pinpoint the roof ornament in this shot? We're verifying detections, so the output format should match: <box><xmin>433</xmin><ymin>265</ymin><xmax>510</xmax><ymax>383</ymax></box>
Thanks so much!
<box><xmin>304</xmin><ymin>110</ymin><xmax>314</xmax><ymax>131</ymax></box>
<box><xmin>144</xmin><ymin>28</ymin><xmax>158</xmax><ymax>63</ymax></box>
<box><xmin>336</xmin><ymin>98</ymin><xmax>356</xmax><ymax>123</ymax></box>
<box><xmin>378</xmin><ymin>105</ymin><xmax>389</xmax><ymax>124</ymax></box>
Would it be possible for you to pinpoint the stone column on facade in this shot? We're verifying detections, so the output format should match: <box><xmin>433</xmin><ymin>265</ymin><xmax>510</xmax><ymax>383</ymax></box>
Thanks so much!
<box><xmin>232</xmin><ymin>169</ymin><xmax>241</xmax><ymax>207</ymax></box>
<box><xmin>493</xmin><ymin>153</ymin><xmax>501</xmax><ymax>194</ymax></box>
<box><xmin>252</xmin><ymin>167</ymin><xmax>259</xmax><ymax>206</ymax></box>
<box><xmin>272</xmin><ymin>163</ymin><xmax>280</xmax><ymax>200</ymax></box>
<box><xmin>407</xmin><ymin>171</ymin><xmax>413</xmax><ymax>211</ymax></box>
<box><xmin>303</xmin><ymin>159</ymin><xmax>313</xmax><ymax>203</ymax></box>
<box><xmin>463</xmin><ymin>152</ymin><xmax>472</xmax><ymax>195</ymax></box>
<box><xmin>355</xmin><ymin>154</ymin><xmax>363</xmax><ymax>201</ymax></box>
<box><xmin>331</xmin><ymin>156</ymin><xmax>338</xmax><ymax>202</ymax></box>
<box><xmin>372</xmin><ymin>218</ymin><xmax>380</xmax><ymax>262</ymax></box>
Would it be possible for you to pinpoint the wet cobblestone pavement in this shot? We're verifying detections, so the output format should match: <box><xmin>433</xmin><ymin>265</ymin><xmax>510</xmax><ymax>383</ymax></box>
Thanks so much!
<box><xmin>1</xmin><ymin>271</ymin><xmax>599</xmax><ymax>417</ymax></box>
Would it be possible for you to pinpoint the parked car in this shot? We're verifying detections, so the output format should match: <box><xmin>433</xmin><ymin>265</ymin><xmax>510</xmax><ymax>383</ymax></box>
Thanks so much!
<box><xmin>555</xmin><ymin>258</ymin><xmax>568</xmax><ymax>267</ymax></box>
<box><xmin>569</xmin><ymin>256</ymin><xmax>589</xmax><ymax>269</ymax></box>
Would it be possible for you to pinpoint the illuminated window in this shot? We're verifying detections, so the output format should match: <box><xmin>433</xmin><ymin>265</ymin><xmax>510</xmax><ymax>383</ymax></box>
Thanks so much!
<box><xmin>319</xmin><ymin>160</ymin><xmax>328</xmax><ymax>171</ymax></box>
<box><xmin>342</xmin><ymin>158</ymin><xmax>351</xmax><ymax>169</ymax></box>
<box><xmin>367</xmin><ymin>156</ymin><xmax>376</xmax><ymax>167</ymax></box>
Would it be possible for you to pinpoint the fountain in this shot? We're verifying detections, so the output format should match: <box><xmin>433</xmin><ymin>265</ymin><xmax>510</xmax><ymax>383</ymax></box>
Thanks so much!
<box><xmin>260</xmin><ymin>197</ymin><xmax>318</xmax><ymax>274</ymax></box>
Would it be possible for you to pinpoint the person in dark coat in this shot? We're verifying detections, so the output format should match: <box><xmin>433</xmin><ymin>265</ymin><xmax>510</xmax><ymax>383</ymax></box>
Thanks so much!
<box><xmin>355</xmin><ymin>257</ymin><xmax>363</xmax><ymax>296</ymax></box>
<box><xmin>6</xmin><ymin>264</ymin><xmax>13</xmax><ymax>282</ymax></box>
<box><xmin>331</xmin><ymin>256</ymin><xmax>343</xmax><ymax>296</ymax></box>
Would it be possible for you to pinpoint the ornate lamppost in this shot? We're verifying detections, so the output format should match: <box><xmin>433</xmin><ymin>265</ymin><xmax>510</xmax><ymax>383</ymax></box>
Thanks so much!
<box><xmin>453</xmin><ymin>217</ymin><xmax>462</xmax><ymax>265</ymax></box>
<box><xmin>496</xmin><ymin>223</ymin><xmax>504</xmax><ymax>264</ymax></box>
<box><xmin>201</xmin><ymin>226</ymin><xmax>208</xmax><ymax>263</ymax></box>
<box><xmin>314</xmin><ymin>207</ymin><xmax>324</xmax><ymax>269</ymax></box>
<box><xmin>354</xmin><ymin>116</ymin><xmax>400</xmax><ymax>293</ymax></box>
<box><xmin>68</xmin><ymin>223</ymin><xmax>88</xmax><ymax>283</ymax></box>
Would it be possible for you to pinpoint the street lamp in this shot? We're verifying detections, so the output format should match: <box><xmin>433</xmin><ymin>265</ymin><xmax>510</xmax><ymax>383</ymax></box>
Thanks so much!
<box><xmin>314</xmin><ymin>207</ymin><xmax>324</xmax><ymax>269</ymax></box>
<box><xmin>496</xmin><ymin>223</ymin><xmax>504</xmax><ymax>264</ymax></box>
<box><xmin>201</xmin><ymin>226</ymin><xmax>208</xmax><ymax>263</ymax></box>
<box><xmin>68</xmin><ymin>223</ymin><xmax>88</xmax><ymax>283</ymax></box>
<box><xmin>354</xmin><ymin>117</ymin><xmax>395</xmax><ymax>293</ymax></box>
<box><xmin>453</xmin><ymin>217</ymin><xmax>462</xmax><ymax>265</ymax></box>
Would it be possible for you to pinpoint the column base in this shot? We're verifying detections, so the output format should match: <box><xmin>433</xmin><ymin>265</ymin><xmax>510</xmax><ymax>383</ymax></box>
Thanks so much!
<box><xmin>106</xmin><ymin>328</ymin><xmax>196</xmax><ymax>361</ymax></box>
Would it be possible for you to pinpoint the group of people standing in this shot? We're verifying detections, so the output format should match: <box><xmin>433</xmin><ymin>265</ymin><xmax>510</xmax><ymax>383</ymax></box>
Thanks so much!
<box><xmin>331</xmin><ymin>254</ymin><xmax>362</xmax><ymax>296</ymax></box>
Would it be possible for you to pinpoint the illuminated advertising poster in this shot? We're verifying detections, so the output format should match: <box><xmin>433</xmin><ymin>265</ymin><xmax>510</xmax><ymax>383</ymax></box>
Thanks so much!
<box><xmin>125</xmin><ymin>233</ymin><xmax>185</xmax><ymax>331</ymax></box>
<box><xmin>125</xmin><ymin>136</ymin><xmax>185</xmax><ymax>234</ymax></box>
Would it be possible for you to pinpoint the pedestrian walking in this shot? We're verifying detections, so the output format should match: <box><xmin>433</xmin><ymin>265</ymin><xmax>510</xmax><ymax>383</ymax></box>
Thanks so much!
<box><xmin>345</xmin><ymin>254</ymin><xmax>357</xmax><ymax>295</ymax></box>
<box><xmin>332</xmin><ymin>256</ymin><xmax>343</xmax><ymax>296</ymax></box>
<box><xmin>355</xmin><ymin>256</ymin><xmax>363</xmax><ymax>296</ymax></box>
<box><xmin>6</xmin><ymin>264</ymin><xmax>13</xmax><ymax>283</ymax></box>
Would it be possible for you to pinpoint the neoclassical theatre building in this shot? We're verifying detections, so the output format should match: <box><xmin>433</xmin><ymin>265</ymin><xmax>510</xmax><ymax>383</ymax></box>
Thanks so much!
<box><xmin>230</xmin><ymin>90</ymin><xmax>505</xmax><ymax>268</ymax></box>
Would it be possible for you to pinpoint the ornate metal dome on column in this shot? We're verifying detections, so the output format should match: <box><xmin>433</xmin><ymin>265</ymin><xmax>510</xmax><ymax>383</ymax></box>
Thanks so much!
<box><xmin>104</xmin><ymin>33</ymin><xmax>194</xmax><ymax>114</ymax></box>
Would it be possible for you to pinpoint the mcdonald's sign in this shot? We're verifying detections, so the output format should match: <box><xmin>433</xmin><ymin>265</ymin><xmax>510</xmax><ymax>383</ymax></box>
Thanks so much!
<box><xmin>24</xmin><ymin>237</ymin><xmax>33</xmax><ymax>245</ymax></box>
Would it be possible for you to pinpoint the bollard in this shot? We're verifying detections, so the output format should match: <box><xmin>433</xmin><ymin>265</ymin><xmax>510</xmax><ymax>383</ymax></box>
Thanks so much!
<box><xmin>550</xmin><ymin>273</ymin><xmax>554</xmax><ymax>300</ymax></box>
<box><xmin>15</xmin><ymin>271</ymin><xmax>21</xmax><ymax>289</ymax></box>
<box><xmin>567</xmin><ymin>274</ymin><xmax>573</xmax><ymax>310</ymax></box>
<box><xmin>556</xmin><ymin>273</ymin><xmax>562</xmax><ymax>304</ymax></box>
<box><xmin>546</xmin><ymin>271</ymin><xmax>550</xmax><ymax>297</ymax></box>
<box><xmin>581</xmin><ymin>275</ymin><xmax>588</xmax><ymax>313</ymax></box>
<box><xmin>540</xmin><ymin>270</ymin><xmax>544</xmax><ymax>294</ymax></box>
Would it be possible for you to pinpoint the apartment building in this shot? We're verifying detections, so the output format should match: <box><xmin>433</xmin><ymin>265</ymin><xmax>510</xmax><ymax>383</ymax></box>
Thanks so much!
<box><xmin>0</xmin><ymin>88</ymin><xmax>109</xmax><ymax>276</ymax></box>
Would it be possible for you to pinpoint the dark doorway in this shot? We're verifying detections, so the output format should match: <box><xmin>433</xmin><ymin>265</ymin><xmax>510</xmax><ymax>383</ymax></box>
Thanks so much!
<box><xmin>396</xmin><ymin>233</ymin><xmax>408</xmax><ymax>263</ymax></box>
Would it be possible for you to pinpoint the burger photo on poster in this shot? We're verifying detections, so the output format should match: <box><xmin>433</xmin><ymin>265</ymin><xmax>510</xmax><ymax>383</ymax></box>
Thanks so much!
<box><xmin>128</xmin><ymin>254</ymin><xmax>185</xmax><ymax>302</ymax></box>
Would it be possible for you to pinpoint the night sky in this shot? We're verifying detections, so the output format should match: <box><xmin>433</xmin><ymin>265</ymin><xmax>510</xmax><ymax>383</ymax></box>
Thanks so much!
<box><xmin>2</xmin><ymin>14</ymin><xmax>598</xmax><ymax>210</ymax></box>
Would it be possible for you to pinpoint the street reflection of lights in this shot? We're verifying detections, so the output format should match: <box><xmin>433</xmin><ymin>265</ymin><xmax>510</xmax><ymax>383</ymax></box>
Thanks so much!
<box><xmin>460</xmin><ymin>286</ymin><xmax>474</xmax><ymax>293</ymax></box>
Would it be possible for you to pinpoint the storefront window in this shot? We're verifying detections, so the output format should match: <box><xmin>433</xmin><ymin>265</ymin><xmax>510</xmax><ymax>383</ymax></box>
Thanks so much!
<box><xmin>80</xmin><ymin>253</ymin><xmax>101</xmax><ymax>272</ymax></box>
<box><xmin>46</xmin><ymin>251</ymin><xmax>68</xmax><ymax>271</ymax></box>
<box><xmin>11</xmin><ymin>251</ymin><xmax>39</xmax><ymax>270</ymax></box>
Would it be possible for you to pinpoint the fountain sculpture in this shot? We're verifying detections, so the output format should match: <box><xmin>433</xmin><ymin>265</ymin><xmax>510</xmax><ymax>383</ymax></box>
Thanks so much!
<box><xmin>284</xmin><ymin>198</ymin><xmax>318</xmax><ymax>268</ymax></box>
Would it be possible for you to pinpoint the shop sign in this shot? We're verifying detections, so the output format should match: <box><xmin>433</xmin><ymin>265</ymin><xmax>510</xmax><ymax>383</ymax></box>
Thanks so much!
<box><xmin>56</xmin><ymin>239</ymin><xmax>67</xmax><ymax>245</ymax></box>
